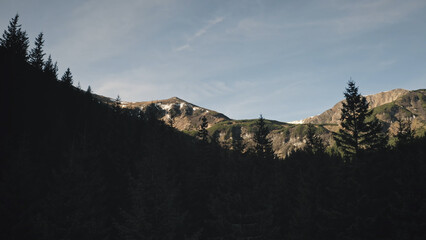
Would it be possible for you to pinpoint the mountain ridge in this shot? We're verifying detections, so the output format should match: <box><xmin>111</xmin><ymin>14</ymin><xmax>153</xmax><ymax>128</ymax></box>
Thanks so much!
<box><xmin>95</xmin><ymin>88</ymin><xmax>425</xmax><ymax>157</ymax></box>
<box><xmin>293</xmin><ymin>88</ymin><xmax>410</xmax><ymax>124</ymax></box>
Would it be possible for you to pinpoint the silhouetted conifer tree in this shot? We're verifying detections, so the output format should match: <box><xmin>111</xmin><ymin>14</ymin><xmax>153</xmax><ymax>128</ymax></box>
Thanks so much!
<box><xmin>113</xmin><ymin>95</ymin><xmax>122</xmax><ymax>115</ymax></box>
<box><xmin>197</xmin><ymin>116</ymin><xmax>209</xmax><ymax>142</ymax></box>
<box><xmin>61</xmin><ymin>68</ymin><xmax>73</xmax><ymax>86</ymax></box>
<box><xmin>29</xmin><ymin>32</ymin><xmax>45</xmax><ymax>69</ymax></box>
<box><xmin>254</xmin><ymin>115</ymin><xmax>275</xmax><ymax>160</ymax></box>
<box><xmin>43</xmin><ymin>54</ymin><xmax>58</xmax><ymax>80</ymax></box>
<box><xmin>144</xmin><ymin>103</ymin><xmax>162</xmax><ymax>122</ymax></box>
<box><xmin>334</xmin><ymin>80</ymin><xmax>387</xmax><ymax>158</ymax></box>
<box><xmin>305</xmin><ymin>124</ymin><xmax>325</xmax><ymax>154</ymax></box>
<box><xmin>231</xmin><ymin>126</ymin><xmax>246</xmax><ymax>153</ymax></box>
<box><xmin>168</xmin><ymin>104</ymin><xmax>180</xmax><ymax>128</ymax></box>
<box><xmin>362</xmin><ymin>118</ymin><xmax>388</xmax><ymax>152</ymax></box>
<box><xmin>0</xmin><ymin>14</ymin><xmax>29</xmax><ymax>60</ymax></box>
<box><xmin>394</xmin><ymin>117</ymin><xmax>414</xmax><ymax>146</ymax></box>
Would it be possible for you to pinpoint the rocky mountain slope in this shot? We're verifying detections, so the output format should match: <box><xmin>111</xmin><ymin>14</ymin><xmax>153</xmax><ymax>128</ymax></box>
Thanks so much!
<box><xmin>96</xmin><ymin>88</ymin><xmax>425</xmax><ymax>158</ymax></box>
<box><xmin>295</xmin><ymin>89</ymin><xmax>426</xmax><ymax>136</ymax></box>
<box><xmin>117</xmin><ymin>97</ymin><xmax>229</xmax><ymax>131</ymax></box>
<box><xmin>298</xmin><ymin>88</ymin><xmax>410</xmax><ymax>124</ymax></box>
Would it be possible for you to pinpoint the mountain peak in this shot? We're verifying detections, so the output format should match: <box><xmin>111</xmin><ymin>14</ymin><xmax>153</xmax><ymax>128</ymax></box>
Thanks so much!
<box><xmin>116</xmin><ymin>96</ymin><xmax>230</xmax><ymax>131</ymax></box>
<box><xmin>293</xmin><ymin>88</ymin><xmax>411</xmax><ymax>124</ymax></box>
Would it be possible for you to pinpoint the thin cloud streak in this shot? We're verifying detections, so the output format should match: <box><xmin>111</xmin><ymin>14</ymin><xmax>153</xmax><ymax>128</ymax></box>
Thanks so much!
<box><xmin>175</xmin><ymin>16</ymin><xmax>224</xmax><ymax>52</ymax></box>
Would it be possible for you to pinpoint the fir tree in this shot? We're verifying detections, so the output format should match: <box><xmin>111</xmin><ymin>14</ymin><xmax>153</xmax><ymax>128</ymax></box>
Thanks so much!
<box><xmin>114</xmin><ymin>95</ymin><xmax>121</xmax><ymax>113</ymax></box>
<box><xmin>305</xmin><ymin>124</ymin><xmax>325</xmax><ymax>154</ymax></box>
<box><xmin>43</xmin><ymin>55</ymin><xmax>58</xmax><ymax>80</ymax></box>
<box><xmin>362</xmin><ymin>118</ymin><xmax>388</xmax><ymax>152</ymax></box>
<box><xmin>231</xmin><ymin>126</ymin><xmax>246</xmax><ymax>153</ymax></box>
<box><xmin>28</xmin><ymin>32</ymin><xmax>45</xmax><ymax>69</ymax></box>
<box><xmin>0</xmin><ymin>14</ymin><xmax>29</xmax><ymax>60</ymax></box>
<box><xmin>334</xmin><ymin>80</ymin><xmax>387</xmax><ymax>158</ymax></box>
<box><xmin>254</xmin><ymin>115</ymin><xmax>275</xmax><ymax>160</ymax></box>
<box><xmin>168</xmin><ymin>104</ymin><xmax>180</xmax><ymax>128</ymax></box>
<box><xmin>61</xmin><ymin>68</ymin><xmax>73</xmax><ymax>86</ymax></box>
<box><xmin>144</xmin><ymin>103</ymin><xmax>161</xmax><ymax>122</ymax></box>
<box><xmin>197</xmin><ymin>116</ymin><xmax>209</xmax><ymax>142</ymax></box>
<box><xmin>85</xmin><ymin>86</ymin><xmax>92</xmax><ymax>99</ymax></box>
<box><xmin>394</xmin><ymin>117</ymin><xmax>414</xmax><ymax>146</ymax></box>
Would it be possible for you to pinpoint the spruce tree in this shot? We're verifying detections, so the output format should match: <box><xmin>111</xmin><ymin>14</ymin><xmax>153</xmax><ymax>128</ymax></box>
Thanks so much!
<box><xmin>0</xmin><ymin>14</ymin><xmax>29</xmax><ymax>60</ymax></box>
<box><xmin>114</xmin><ymin>95</ymin><xmax>121</xmax><ymax>113</ymax></box>
<box><xmin>44</xmin><ymin>55</ymin><xmax>58</xmax><ymax>80</ymax></box>
<box><xmin>197</xmin><ymin>116</ymin><xmax>209</xmax><ymax>142</ymax></box>
<box><xmin>394</xmin><ymin>117</ymin><xmax>414</xmax><ymax>146</ymax></box>
<box><xmin>305</xmin><ymin>124</ymin><xmax>325</xmax><ymax>154</ymax></box>
<box><xmin>61</xmin><ymin>68</ymin><xmax>73</xmax><ymax>86</ymax></box>
<box><xmin>231</xmin><ymin>126</ymin><xmax>246</xmax><ymax>153</ymax></box>
<box><xmin>254</xmin><ymin>115</ymin><xmax>275</xmax><ymax>160</ymax></box>
<box><xmin>29</xmin><ymin>32</ymin><xmax>45</xmax><ymax>69</ymax></box>
<box><xmin>168</xmin><ymin>104</ymin><xmax>180</xmax><ymax>128</ymax></box>
<box><xmin>85</xmin><ymin>86</ymin><xmax>92</xmax><ymax>98</ymax></box>
<box><xmin>362</xmin><ymin>118</ymin><xmax>388</xmax><ymax>151</ymax></box>
<box><xmin>334</xmin><ymin>80</ymin><xmax>387</xmax><ymax>158</ymax></box>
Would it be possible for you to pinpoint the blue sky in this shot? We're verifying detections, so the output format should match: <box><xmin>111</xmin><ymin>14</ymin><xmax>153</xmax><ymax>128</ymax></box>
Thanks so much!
<box><xmin>1</xmin><ymin>0</ymin><xmax>426</xmax><ymax>122</ymax></box>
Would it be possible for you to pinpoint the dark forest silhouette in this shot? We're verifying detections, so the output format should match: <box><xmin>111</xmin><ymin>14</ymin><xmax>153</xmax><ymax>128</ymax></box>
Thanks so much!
<box><xmin>1</xmin><ymin>14</ymin><xmax>426</xmax><ymax>240</ymax></box>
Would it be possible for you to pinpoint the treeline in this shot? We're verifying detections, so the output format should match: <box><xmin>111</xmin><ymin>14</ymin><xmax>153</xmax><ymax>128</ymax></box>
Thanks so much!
<box><xmin>1</xmin><ymin>15</ymin><xmax>426</xmax><ymax>240</ymax></box>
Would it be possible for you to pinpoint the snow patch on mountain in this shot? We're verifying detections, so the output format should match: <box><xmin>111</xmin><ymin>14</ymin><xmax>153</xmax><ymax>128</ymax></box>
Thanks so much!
<box><xmin>289</xmin><ymin>120</ymin><xmax>304</xmax><ymax>124</ymax></box>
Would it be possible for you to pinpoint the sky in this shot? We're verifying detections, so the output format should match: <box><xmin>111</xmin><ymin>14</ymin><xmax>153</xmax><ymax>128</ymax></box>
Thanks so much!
<box><xmin>1</xmin><ymin>0</ymin><xmax>426</xmax><ymax>122</ymax></box>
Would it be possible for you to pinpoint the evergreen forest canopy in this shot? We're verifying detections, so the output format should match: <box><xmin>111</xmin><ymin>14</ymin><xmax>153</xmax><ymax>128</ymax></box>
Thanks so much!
<box><xmin>1</xmin><ymin>14</ymin><xmax>426</xmax><ymax>240</ymax></box>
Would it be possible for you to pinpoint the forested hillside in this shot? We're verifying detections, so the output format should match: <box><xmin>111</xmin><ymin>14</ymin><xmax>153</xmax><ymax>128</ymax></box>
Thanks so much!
<box><xmin>1</xmin><ymin>15</ymin><xmax>426</xmax><ymax>240</ymax></box>
<box><xmin>104</xmin><ymin>88</ymin><xmax>426</xmax><ymax>158</ymax></box>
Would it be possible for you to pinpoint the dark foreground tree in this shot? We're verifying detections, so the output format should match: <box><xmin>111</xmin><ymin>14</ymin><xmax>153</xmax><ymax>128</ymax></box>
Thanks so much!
<box><xmin>394</xmin><ymin>117</ymin><xmax>414</xmax><ymax>146</ymax></box>
<box><xmin>197</xmin><ymin>116</ymin><xmax>209</xmax><ymax>142</ymax></box>
<box><xmin>334</xmin><ymin>80</ymin><xmax>387</xmax><ymax>158</ymax></box>
<box><xmin>231</xmin><ymin>126</ymin><xmax>246</xmax><ymax>153</ymax></box>
<box><xmin>305</xmin><ymin>123</ymin><xmax>325</xmax><ymax>154</ymax></box>
<box><xmin>43</xmin><ymin>54</ymin><xmax>58</xmax><ymax>80</ymax></box>
<box><xmin>254</xmin><ymin>115</ymin><xmax>275</xmax><ymax>160</ymax></box>
<box><xmin>61</xmin><ymin>67</ymin><xmax>73</xmax><ymax>86</ymax></box>
<box><xmin>0</xmin><ymin>14</ymin><xmax>29</xmax><ymax>60</ymax></box>
<box><xmin>168</xmin><ymin>104</ymin><xmax>180</xmax><ymax>128</ymax></box>
<box><xmin>29</xmin><ymin>32</ymin><xmax>45</xmax><ymax>69</ymax></box>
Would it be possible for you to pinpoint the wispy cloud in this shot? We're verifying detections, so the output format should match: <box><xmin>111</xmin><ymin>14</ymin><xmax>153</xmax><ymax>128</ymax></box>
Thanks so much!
<box><xmin>175</xmin><ymin>16</ymin><xmax>224</xmax><ymax>52</ymax></box>
<box><xmin>174</xmin><ymin>44</ymin><xmax>190</xmax><ymax>52</ymax></box>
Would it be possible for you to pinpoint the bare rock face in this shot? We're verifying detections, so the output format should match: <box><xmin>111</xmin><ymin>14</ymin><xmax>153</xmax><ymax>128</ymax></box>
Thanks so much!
<box><xmin>96</xmin><ymin>88</ymin><xmax>425</xmax><ymax>158</ymax></box>
<box><xmin>121</xmin><ymin>97</ymin><xmax>229</xmax><ymax>131</ymax></box>
<box><xmin>301</xmin><ymin>89</ymin><xmax>409</xmax><ymax>124</ymax></box>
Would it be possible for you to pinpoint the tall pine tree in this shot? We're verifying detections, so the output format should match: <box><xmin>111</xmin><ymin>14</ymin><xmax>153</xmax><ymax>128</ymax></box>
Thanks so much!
<box><xmin>29</xmin><ymin>32</ymin><xmax>45</xmax><ymax>69</ymax></box>
<box><xmin>61</xmin><ymin>68</ymin><xmax>73</xmax><ymax>86</ymax></box>
<box><xmin>0</xmin><ymin>14</ymin><xmax>29</xmax><ymax>60</ymax></box>
<box><xmin>197</xmin><ymin>116</ymin><xmax>209</xmax><ymax>143</ymax></box>
<box><xmin>334</xmin><ymin>80</ymin><xmax>387</xmax><ymax>158</ymax></box>
<box><xmin>44</xmin><ymin>54</ymin><xmax>58</xmax><ymax>80</ymax></box>
<box><xmin>394</xmin><ymin>117</ymin><xmax>414</xmax><ymax>146</ymax></box>
<box><xmin>254</xmin><ymin>115</ymin><xmax>275</xmax><ymax>160</ymax></box>
<box><xmin>305</xmin><ymin>123</ymin><xmax>325</xmax><ymax>154</ymax></box>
